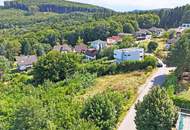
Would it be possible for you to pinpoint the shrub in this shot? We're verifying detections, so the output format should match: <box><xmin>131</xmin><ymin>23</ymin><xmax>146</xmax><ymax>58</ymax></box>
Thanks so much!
<box><xmin>135</xmin><ymin>87</ymin><xmax>178</xmax><ymax>130</ymax></box>
<box><xmin>147</xmin><ymin>41</ymin><xmax>158</xmax><ymax>53</ymax></box>
<box><xmin>33</xmin><ymin>51</ymin><xmax>82</xmax><ymax>83</ymax></box>
<box><xmin>81</xmin><ymin>91</ymin><xmax>125</xmax><ymax>130</ymax></box>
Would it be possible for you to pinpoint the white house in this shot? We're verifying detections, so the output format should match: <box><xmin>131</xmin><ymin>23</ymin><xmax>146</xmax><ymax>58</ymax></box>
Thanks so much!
<box><xmin>181</xmin><ymin>23</ymin><xmax>190</xmax><ymax>29</ymax></box>
<box><xmin>89</xmin><ymin>39</ymin><xmax>107</xmax><ymax>50</ymax></box>
<box><xmin>114</xmin><ymin>48</ymin><xmax>144</xmax><ymax>62</ymax></box>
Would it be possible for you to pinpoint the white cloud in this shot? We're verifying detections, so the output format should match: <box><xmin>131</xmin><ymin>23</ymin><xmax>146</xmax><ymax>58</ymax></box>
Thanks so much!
<box><xmin>68</xmin><ymin>0</ymin><xmax>189</xmax><ymax>11</ymax></box>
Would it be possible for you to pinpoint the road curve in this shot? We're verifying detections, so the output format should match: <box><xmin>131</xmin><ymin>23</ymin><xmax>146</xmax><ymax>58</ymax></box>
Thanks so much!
<box><xmin>117</xmin><ymin>66</ymin><xmax>174</xmax><ymax>130</ymax></box>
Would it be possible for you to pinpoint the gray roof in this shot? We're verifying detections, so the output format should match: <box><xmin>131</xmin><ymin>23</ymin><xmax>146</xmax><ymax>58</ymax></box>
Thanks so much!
<box><xmin>16</xmin><ymin>55</ymin><xmax>37</xmax><ymax>66</ymax></box>
<box><xmin>74</xmin><ymin>43</ymin><xmax>88</xmax><ymax>53</ymax></box>
<box><xmin>167</xmin><ymin>38</ymin><xmax>178</xmax><ymax>44</ymax></box>
<box><xmin>53</xmin><ymin>44</ymin><xmax>72</xmax><ymax>52</ymax></box>
<box><xmin>135</xmin><ymin>29</ymin><xmax>151</xmax><ymax>35</ymax></box>
<box><xmin>148</xmin><ymin>27</ymin><xmax>164</xmax><ymax>32</ymax></box>
<box><xmin>90</xmin><ymin>39</ymin><xmax>107</xmax><ymax>45</ymax></box>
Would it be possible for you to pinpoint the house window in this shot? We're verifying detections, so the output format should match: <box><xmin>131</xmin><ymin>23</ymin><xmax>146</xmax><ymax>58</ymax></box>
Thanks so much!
<box><xmin>128</xmin><ymin>54</ymin><xmax>131</xmax><ymax>56</ymax></box>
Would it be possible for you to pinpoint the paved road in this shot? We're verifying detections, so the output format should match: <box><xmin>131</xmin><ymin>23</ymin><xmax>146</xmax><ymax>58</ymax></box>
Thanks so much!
<box><xmin>118</xmin><ymin>65</ymin><xmax>175</xmax><ymax>130</ymax></box>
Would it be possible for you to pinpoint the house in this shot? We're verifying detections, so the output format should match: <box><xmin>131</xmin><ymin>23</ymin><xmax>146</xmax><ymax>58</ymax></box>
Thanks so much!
<box><xmin>53</xmin><ymin>44</ymin><xmax>72</xmax><ymax>53</ymax></box>
<box><xmin>89</xmin><ymin>40</ymin><xmax>107</xmax><ymax>50</ymax></box>
<box><xmin>176</xmin><ymin>28</ymin><xmax>184</xmax><ymax>37</ymax></box>
<box><xmin>74</xmin><ymin>43</ymin><xmax>88</xmax><ymax>53</ymax></box>
<box><xmin>148</xmin><ymin>27</ymin><xmax>165</xmax><ymax>37</ymax></box>
<box><xmin>118</xmin><ymin>33</ymin><xmax>133</xmax><ymax>37</ymax></box>
<box><xmin>107</xmin><ymin>36</ymin><xmax>122</xmax><ymax>45</ymax></box>
<box><xmin>114</xmin><ymin>48</ymin><xmax>144</xmax><ymax>63</ymax></box>
<box><xmin>135</xmin><ymin>29</ymin><xmax>152</xmax><ymax>40</ymax></box>
<box><xmin>85</xmin><ymin>48</ymin><xmax>97</xmax><ymax>60</ymax></box>
<box><xmin>165</xmin><ymin>38</ymin><xmax>178</xmax><ymax>49</ymax></box>
<box><xmin>16</xmin><ymin>55</ymin><xmax>37</xmax><ymax>71</ymax></box>
<box><xmin>181</xmin><ymin>23</ymin><xmax>190</xmax><ymax>29</ymax></box>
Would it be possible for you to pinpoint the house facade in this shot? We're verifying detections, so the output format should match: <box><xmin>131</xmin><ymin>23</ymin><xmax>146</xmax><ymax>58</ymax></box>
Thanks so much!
<box><xmin>107</xmin><ymin>36</ymin><xmax>122</xmax><ymax>45</ymax></box>
<box><xmin>89</xmin><ymin>40</ymin><xmax>107</xmax><ymax>50</ymax></box>
<box><xmin>148</xmin><ymin>27</ymin><xmax>165</xmax><ymax>37</ymax></box>
<box><xmin>114</xmin><ymin>48</ymin><xmax>144</xmax><ymax>62</ymax></box>
<box><xmin>16</xmin><ymin>55</ymin><xmax>37</xmax><ymax>71</ymax></box>
<box><xmin>85</xmin><ymin>48</ymin><xmax>97</xmax><ymax>60</ymax></box>
<box><xmin>181</xmin><ymin>23</ymin><xmax>190</xmax><ymax>29</ymax></box>
<box><xmin>135</xmin><ymin>29</ymin><xmax>152</xmax><ymax>40</ymax></box>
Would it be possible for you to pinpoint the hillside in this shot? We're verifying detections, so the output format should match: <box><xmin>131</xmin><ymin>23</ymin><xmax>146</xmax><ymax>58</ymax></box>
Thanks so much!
<box><xmin>3</xmin><ymin>0</ymin><xmax>114</xmax><ymax>13</ymax></box>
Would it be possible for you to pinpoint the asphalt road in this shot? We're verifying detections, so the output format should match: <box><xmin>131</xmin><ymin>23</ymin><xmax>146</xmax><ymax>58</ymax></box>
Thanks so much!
<box><xmin>118</xmin><ymin>66</ymin><xmax>175</xmax><ymax>130</ymax></box>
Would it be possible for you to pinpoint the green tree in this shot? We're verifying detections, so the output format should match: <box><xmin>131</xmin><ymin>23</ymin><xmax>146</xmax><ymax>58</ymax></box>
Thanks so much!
<box><xmin>135</xmin><ymin>87</ymin><xmax>177</xmax><ymax>130</ymax></box>
<box><xmin>119</xmin><ymin>35</ymin><xmax>136</xmax><ymax>48</ymax></box>
<box><xmin>76</xmin><ymin>36</ymin><xmax>84</xmax><ymax>45</ymax></box>
<box><xmin>13</xmin><ymin>97</ymin><xmax>48</xmax><ymax>130</ymax></box>
<box><xmin>33</xmin><ymin>51</ymin><xmax>81</xmax><ymax>83</ymax></box>
<box><xmin>147</xmin><ymin>41</ymin><xmax>158</xmax><ymax>53</ymax></box>
<box><xmin>123</xmin><ymin>23</ymin><xmax>135</xmax><ymax>33</ymax></box>
<box><xmin>21</xmin><ymin>40</ymin><xmax>32</xmax><ymax>55</ymax></box>
<box><xmin>5</xmin><ymin>40</ymin><xmax>21</xmax><ymax>60</ymax></box>
<box><xmin>0</xmin><ymin>56</ymin><xmax>10</xmax><ymax>78</ymax></box>
<box><xmin>167</xmin><ymin>31</ymin><xmax>190</xmax><ymax>77</ymax></box>
<box><xmin>81</xmin><ymin>91</ymin><xmax>124</xmax><ymax>130</ymax></box>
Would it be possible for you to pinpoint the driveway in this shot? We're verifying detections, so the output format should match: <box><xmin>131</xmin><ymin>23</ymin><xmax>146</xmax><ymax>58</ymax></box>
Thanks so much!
<box><xmin>117</xmin><ymin>66</ymin><xmax>175</xmax><ymax>130</ymax></box>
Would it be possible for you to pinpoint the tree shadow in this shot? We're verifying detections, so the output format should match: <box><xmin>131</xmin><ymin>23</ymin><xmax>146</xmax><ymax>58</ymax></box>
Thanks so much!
<box><xmin>151</xmin><ymin>74</ymin><xmax>167</xmax><ymax>86</ymax></box>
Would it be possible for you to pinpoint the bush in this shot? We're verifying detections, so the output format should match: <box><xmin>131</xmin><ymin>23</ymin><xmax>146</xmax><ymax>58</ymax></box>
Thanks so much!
<box><xmin>81</xmin><ymin>91</ymin><xmax>125</xmax><ymax>130</ymax></box>
<box><xmin>147</xmin><ymin>41</ymin><xmax>158</xmax><ymax>53</ymax></box>
<box><xmin>135</xmin><ymin>87</ymin><xmax>177</xmax><ymax>130</ymax></box>
<box><xmin>173</xmin><ymin>96</ymin><xmax>190</xmax><ymax>109</ymax></box>
<box><xmin>33</xmin><ymin>51</ymin><xmax>82</xmax><ymax>83</ymax></box>
<box><xmin>81</xmin><ymin>56</ymin><xmax>156</xmax><ymax>77</ymax></box>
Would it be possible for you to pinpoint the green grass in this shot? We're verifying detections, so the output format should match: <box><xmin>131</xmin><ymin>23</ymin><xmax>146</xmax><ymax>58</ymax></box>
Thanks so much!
<box><xmin>74</xmin><ymin>70</ymin><xmax>155</xmax><ymax>127</ymax></box>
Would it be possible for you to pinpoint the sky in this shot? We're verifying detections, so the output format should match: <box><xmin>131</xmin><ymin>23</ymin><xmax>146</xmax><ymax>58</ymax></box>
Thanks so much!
<box><xmin>68</xmin><ymin>0</ymin><xmax>190</xmax><ymax>11</ymax></box>
<box><xmin>0</xmin><ymin>0</ymin><xmax>189</xmax><ymax>11</ymax></box>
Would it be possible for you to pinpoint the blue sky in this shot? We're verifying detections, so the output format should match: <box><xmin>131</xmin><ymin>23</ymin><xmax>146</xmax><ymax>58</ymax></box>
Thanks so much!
<box><xmin>0</xmin><ymin>0</ymin><xmax>189</xmax><ymax>11</ymax></box>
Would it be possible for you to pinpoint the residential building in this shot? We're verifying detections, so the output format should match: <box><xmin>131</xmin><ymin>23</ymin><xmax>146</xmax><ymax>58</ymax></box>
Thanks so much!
<box><xmin>89</xmin><ymin>39</ymin><xmax>107</xmax><ymax>50</ymax></box>
<box><xmin>135</xmin><ymin>29</ymin><xmax>152</xmax><ymax>40</ymax></box>
<box><xmin>53</xmin><ymin>44</ymin><xmax>72</xmax><ymax>53</ymax></box>
<box><xmin>165</xmin><ymin>38</ymin><xmax>178</xmax><ymax>49</ymax></box>
<box><xmin>181</xmin><ymin>23</ymin><xmax>190</xmax><ymax>29</ymax></box>
<box><xmin>16</xmin><ymin>55</ymin><xmax>37</xmax><ymax>71</ymax></box>
<box><xmin>118</xmin><ymin>33</ymin><xmax>133</xmax><ymax>37</ymax></box>
<box><xmin>85</xmin><ymin>48</ymin><xmax>97</xmax><ymax>60</ymax></box>
<box><xmin>74</xmin><ymin>43</ymin><xmax>88</xmax><ymax>53</ymax></box>
<box><xmin>148</xmin><ymin>27</ymin><xmax>165</xmax><ymax>37</ymax></box>
<box><xmin>114</xmin><ymin>48</ymin><xmax>144</xmax><ymax>62</ymax></box>
<box><xmin>107</xmin><ymin>36</ymin><xmax>122</xmax><ymax>45</ymax></box>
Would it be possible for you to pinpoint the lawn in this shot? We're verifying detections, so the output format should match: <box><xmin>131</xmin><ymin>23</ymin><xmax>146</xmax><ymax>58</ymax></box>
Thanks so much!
<box><xmin>75</xmin><ymin>70</ymin><xmax>155</xmax><ymax>124</ymax></box>
<box><xmin>77</xmin><ymin>71</ymin><xmax>152</xmax><ymax>101</ymax></box>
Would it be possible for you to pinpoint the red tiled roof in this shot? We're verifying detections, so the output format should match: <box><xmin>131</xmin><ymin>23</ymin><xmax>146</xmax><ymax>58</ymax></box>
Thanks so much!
<box><xmin>107</xmin><ymin>36</ymin><xmax>122</xmax><ymax>41</ymax></box>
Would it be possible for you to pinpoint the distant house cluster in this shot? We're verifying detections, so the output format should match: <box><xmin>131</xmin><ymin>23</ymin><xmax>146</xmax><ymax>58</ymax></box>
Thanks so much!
<box><xmin>165</xmin><ymin>23</ymin><xmax>190</xmax><ymax>50</ymax></box>
<box><xmin>14</xmin><ymin>26</ymin><xmax>168</xmax><ymax>71</ymax></box>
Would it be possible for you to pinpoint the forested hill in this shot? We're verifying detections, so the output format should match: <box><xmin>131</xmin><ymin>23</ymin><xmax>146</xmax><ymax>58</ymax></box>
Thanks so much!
<box><xmin>3</xmin><ymin>0</ymin><xmax>114</xmax><ymax>14</ymax></box>
<box><xmin>156</xmin><ymin>4</ymin><xmax>190</xmax><ymax>28</ymax></box>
